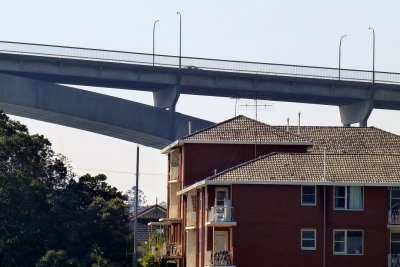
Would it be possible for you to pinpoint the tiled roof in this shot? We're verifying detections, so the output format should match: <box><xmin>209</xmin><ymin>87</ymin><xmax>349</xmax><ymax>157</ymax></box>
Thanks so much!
<box><xmin>276</xmin><ymin>126</ymin><xmax>400</xmax><ymax>154</ymax></box>
<box><xmin>183</xmin><ymin>116</ymin><xmax>310</xmax><ymax>143</ymax></box>
<box><xmin>208</xmin><ymin>153</ymin><xmax>400</xmax><ymax>184</ymax></box>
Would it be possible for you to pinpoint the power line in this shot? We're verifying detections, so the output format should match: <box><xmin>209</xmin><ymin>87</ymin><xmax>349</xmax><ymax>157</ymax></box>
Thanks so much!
<box><xmin>72</xmin><ymin>167</ymin><xmax>166</xmax><ymax>176</ymax></box>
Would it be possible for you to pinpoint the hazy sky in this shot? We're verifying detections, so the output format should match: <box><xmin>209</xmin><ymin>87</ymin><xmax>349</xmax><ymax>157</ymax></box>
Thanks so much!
<box><xmin>1</xmin><ymin>0</ymin><xmax>400</xmax><ymax>203</ymax></box>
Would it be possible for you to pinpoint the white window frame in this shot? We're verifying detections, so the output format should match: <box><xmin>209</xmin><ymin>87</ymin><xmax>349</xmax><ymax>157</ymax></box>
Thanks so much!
<box><xmin>333</xmin><ymin>186</ymin><xmax>364</xmax><ymax>211</ymax></box>
<box><xmin>301</xmin><ymin>186</ymin><xmax>317</xmax><ymax>206</ymax></box>
<box><xmin>215</xmin><ymin>187</ymin><xmax>229</xmax><ymax>207</ymax></box>
<box><xmin>301</xmin><ymin>229</ymin><xmax>316</xmax><ymax>250</ymax></box>
<box><xmin>333</xmin><ymin>229</ymin><xmax>364</xmax><ymax>255</ymax></box>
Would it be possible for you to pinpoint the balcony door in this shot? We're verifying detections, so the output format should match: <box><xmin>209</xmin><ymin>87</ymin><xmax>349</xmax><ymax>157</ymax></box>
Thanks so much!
<box><xmin>215</xmin><ymin>231</ymin><xmax>228</xmax><ymax>252</ymax></box>
<box><xmin>216</xmin><ymin>188</ymin><xmax>229</xmax><ymax>206</ymax></box>
<box><xmin>391</xmin><ymin>190</ymin><xmax>400</xmax><ymax>210</ymax></box>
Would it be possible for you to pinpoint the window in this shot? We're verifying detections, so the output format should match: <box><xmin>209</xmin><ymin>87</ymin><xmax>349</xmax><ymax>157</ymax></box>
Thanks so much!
<box><xmin>333</xmin><ymin>230</ymin><xmax>363</xmax><ymax>255</ymax></box>
<box><xmin>215</xmin><ymin>188</ymin><xmax>228</xmax><ymax>206</ymax></box>
<box><xmin>334</xmin><ymin>186</ymin><xmax>363</xmax><ymax>210</ymax></box>
<box><xmin>302</xmin><ymin>186</ymin><xmax>316</xmax><ymax>206</ymax></box>
<box><xmin>301</xmin><ymin>229</ymin><xmax>316</xmax><ymax>250</ymax></box>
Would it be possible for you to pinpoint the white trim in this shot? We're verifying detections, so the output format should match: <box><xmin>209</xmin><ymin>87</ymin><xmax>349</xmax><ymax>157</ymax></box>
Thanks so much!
<box><xmin>301</xmin><ymin>186</ymin><xmax>317</xmax><ymax>206</ymax></box>
<box><xmin>333</xmin><ymin>229</ymin><xmax>364</xmax><ymax>255</ymax></box>
<box><xmin>301</xmin><ymin>229</ymin><xmax>317</xmax><ymax>250</ymax></box>
<box><xmin>161</xmin><ymin>139</ymin><xmax>313</xmax><ymax>153</ymax></box>
<box><xmin>177</xmin><ymin>180</ymin><xmax>206</xmax><ymax>195</ymax></box>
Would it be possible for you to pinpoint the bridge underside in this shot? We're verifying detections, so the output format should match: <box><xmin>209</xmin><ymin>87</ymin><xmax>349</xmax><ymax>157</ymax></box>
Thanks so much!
<box><xmin>0</xmin><ymin>73</ymin><xmax>214</xmax><ymax>149</ymax></box>
<box><xmin>1</xmin><ymin>52</ymin><xmax>400</xmax><ymax>136</ymax></box>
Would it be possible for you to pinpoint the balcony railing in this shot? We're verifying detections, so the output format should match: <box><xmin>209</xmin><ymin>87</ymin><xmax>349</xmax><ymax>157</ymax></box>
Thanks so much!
<box><xmin>162</xmin><ymin>242</ymin><xmax>182</xmax><ymax>257</ymax></box>
<box><xmin>169</xmin><ymin>166</ymin><xmax>179</xmax><ymax>182</ymax></box>
<box><xmin>388</xmin><ymin>254</ymin><xmax>400</xmax><ymax>267</ymax></box>
<box><xmin>186</xmin><ymin>211</ymin><xmax>196</xmax><ymax>227</ymax></box>
<box><xmin>169</xmin><ymin>205</ymin><xmax>179</xmax><ymax>218</ymax></box>
<box><xmin>206</xmin><ymin>250</ymin><xmax>233</xmax><ymax>266</ymax></box>
<box><xmin>207</xmin><ymin>206</ymin><xmax>234</xmax><ymax>224</ymax></box>
<box><xmin>388</xmin><ymin>210</ymin><xmax>400</xmax><ymax>225</ymax></box>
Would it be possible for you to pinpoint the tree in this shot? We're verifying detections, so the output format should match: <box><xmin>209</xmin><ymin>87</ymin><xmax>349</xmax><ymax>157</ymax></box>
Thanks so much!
<box><xmin>0</xmin><ymin>111</ymin><xmax>133</xmax><ymax>266</ymax></box>
<box><xmin>127</xmin><ymin>186</ymin><xmax>148</xmax><ymax>211</ymax></box>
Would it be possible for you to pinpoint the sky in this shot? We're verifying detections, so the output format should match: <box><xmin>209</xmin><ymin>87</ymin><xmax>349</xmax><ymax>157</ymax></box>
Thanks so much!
<box><xmin>1</xmin><ymin>0</ymin><xmax>400</xmax><ymax>203</ymax></box>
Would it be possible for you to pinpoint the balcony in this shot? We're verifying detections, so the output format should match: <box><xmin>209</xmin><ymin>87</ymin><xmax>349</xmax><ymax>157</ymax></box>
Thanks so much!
<box><xmin>162</xmin><ymin>242</ymin><xmax>182</xmax><ymax>258</ymax></box>
<box><xmin>186</xmin><ymin>211</ymin><xmax>196</xmax><ymax>229</ymax></box>
<box><xmin>206</xmin><ymin>206</ymin><xmax>236</xmax><ymax>227</ymax></box>
<box><xmin>169</xmin><ymin>166</ymin><xmax>179</xmax><ymax>182</ymax></box>
<box><xmin>388</xmin><ymin>210</ymin><xmax>400</xmax><ymax>225</ymax></box>
<box><xmin>169</xmin><ymin>205</ymin><xmax>179</xmax><ymax>218</ymax></box>
<box><xmin>206</xmin><ymin>250</ymin><xmax>234</xmax><ymax>267</ymax></box>
<box><xmin>388</xmin><ymin>254</ymin><xmax>400</xmax><ymax>267</ymax></box>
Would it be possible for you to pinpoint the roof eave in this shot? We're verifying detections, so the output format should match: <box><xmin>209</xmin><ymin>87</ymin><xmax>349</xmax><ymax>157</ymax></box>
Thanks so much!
<box><xmin>206</xmin><ymin>179</ymin><xmax>400</xmax><ymax>187</ymax></box>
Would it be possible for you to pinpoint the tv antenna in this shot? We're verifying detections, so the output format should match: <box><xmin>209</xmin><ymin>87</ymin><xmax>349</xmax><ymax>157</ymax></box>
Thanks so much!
<box><xmin>234</xmin><ymin>94</ymin><xmax>274</xmax><ymax>121</ymax></box>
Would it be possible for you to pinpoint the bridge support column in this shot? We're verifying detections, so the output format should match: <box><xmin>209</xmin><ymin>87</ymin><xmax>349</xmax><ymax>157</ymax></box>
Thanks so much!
<box><xmin>339</xmin><ymin>100</ymin><xmax>373</xmax><ymax>127</ymax></box>
<box><xmin>152</xmin><ymin>85</ymin><xmax>181</xmax><ymax>111</ymax></box>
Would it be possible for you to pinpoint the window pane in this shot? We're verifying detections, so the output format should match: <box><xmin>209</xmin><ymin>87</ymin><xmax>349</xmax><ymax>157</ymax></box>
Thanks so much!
<box><xmin>334</xmin><ymin>231</ymin><xmax>345</xmax><ymax>242</ymax></box>
<box><xmin>302</xmin><ymin>195</ymin><xmax>315</xmax><ymax>204</ymax></box>
<box><xmin>302</xmin><ymin>230</ymin><xmax>315</xmax><ymax>239</ymax></box>
<box><xmin>348</xmin><ymin>187</ymin><xmax>363</xmax><ymax>210</ymax></box>
<box><xmin>216</xmin><ymin>191</ymin><xmax>226</xmax><ymax>206</ymax></box>
<box><xmin>335</xmin><ymin>187</ymin><xmax>346</xmax><ymax>197</ymax></box>
<box><xmin>335</xmin><ymin>197</ymin><xmax>345</xmax><ymax>208</ymax></box>
<box><xmin>391</xmin><ymin>242</ymin><xmax>400</xmax><ymax>254</ymax></box>
<box><xmin>334</xmin><ymin>241</ymin><xmax>345</xmax><ymax>253</ymax></box>
<box><xmin>392</xmin><ymin>191</ymin><xmax>400</xmax><ymax>198</ymax></box>
<box><xmin>392</xmin><ymin>233</ymin><xmax>400</xmax><ymax>242</ymax></box>
<box><xmin>302</xmin><ymin>240</ymin><xmax>315</xmax><ymax>248</ymax></box>
<box><xmin>303</xmin><ymin>186</ymin><xmax>315</xmax><ymax>195</ymax></box>
<box><xmin>346</xmin><ymin>231</ymin><xmax>363</xmax><ymax>254</ymax></box>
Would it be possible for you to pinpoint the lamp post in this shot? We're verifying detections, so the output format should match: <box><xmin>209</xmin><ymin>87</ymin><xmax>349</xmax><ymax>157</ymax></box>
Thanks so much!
<box><xmin>368</xmin><ymin>27</ymin><xmax>375</xmax><ymax>84</ymax></box>
<box><xmin>152</xmin><ymin>19</ymin><xmax>159</xmax><ymax>66</ymax></box>
<box><xmin>176</xmin><ymin>12</ymin><xmax>182</xmax><ymax>68</ymax></box>
<box><xmin>338</xmin><ymin>35</ymin><xmax>347</xmax><ymax>80</ymax></box>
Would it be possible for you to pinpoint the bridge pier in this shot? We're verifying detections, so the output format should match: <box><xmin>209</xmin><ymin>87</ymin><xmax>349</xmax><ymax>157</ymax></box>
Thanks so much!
<box><xmin>152</xmin><ymin>85</ymin><xmax>181</xmax><ymax>111</ymax></box>
<box><xmin>339</xmin><ymin>100</ymin><xmax>373</xmax><ymax>127</ymax></box>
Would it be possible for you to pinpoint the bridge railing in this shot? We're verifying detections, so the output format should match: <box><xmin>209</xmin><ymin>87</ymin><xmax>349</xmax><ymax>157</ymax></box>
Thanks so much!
<box><xmin>0</xmin><ymin>40</ymin><xmax>400</xmax><ymax>85</ymax></box>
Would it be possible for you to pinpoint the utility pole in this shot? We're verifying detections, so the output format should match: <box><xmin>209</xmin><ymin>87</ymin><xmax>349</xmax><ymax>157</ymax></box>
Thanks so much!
<box><xmin>133</xmin><ymin>145</ymin><xmax>140</xmax><ymax>267</ymax></box>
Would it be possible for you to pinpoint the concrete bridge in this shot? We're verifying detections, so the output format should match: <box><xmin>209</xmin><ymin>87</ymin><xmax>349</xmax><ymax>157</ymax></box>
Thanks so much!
<box><xmin>0</xmin><ymin>41</ymin><xmax>400</xmax><ymax>148</ymax></box>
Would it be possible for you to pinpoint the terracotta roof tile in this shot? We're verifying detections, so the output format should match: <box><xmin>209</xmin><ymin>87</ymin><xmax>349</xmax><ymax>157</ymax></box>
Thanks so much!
<box><xmin>208</xmin><ymin>153</ymin><xmax>400</xmax><ymax>184</ymax></box>
<box><xmin>183</xmin><ymin>116</ymin><xmax>309</xmax><ymax>143</ymax></box>
<box><xmin>276</xmin><ymin>126</ymin><xmax>400</xmax><ymax>154</ymax></box>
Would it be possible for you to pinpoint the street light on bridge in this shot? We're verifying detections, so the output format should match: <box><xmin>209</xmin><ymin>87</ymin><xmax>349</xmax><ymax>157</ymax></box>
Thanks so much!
<box><xmin>368</xmin><ymin>26</ymin><xmax>375</xmax><ymax>84</ymax></box>
<box><xmin>176</xmin><ymin>11</ymin><xmax>182</xmax><ymax>68</ymax></box>
<box><xmin>338</xmin><ymin>34</ymin><xmax>347</xmax><ymax>81</ymax></box>
<box><xmin>152</xmin><ymin>19</ymin><xmax>159</xmax><ymax>66</ymax></box>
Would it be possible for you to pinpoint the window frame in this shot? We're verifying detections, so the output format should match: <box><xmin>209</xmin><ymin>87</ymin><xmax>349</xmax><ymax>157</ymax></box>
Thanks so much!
<box><xmin>301</xmin><ymin>186</ymin><xmax>317</xmax><ymax>206</ymax></box>
<box><xmin>301</xmin><ymin>229</ymin><xmax>316</xmax><ymax>251</ymax></box>
<box><xmin>215</xmin><ymin>187</ymin><xmax>229</xmax><ymax>207</ymax></box>
<box><xmin>333</xmin><ymin>229</ymin><xmax>364</xmax><ymax>255</ymax></box>
<box><xmin>333</xmin><ymin>186</ymin><xmax>364</xmax><ymax>211</ymax></box>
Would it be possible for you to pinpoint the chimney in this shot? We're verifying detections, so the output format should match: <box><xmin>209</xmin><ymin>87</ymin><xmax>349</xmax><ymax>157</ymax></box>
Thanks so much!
<box><xmin>298</xmin><ymin>111</ymin><xmax>301</xmax><ymax>135</ymax></box>
<box><xmin>286</xmin><ymin>117</ymin><xmax>290</xmax><ymax>132</ymax></box>
<box><xmin>188</xmin><ymin>121</ymin><xmax>192</xmax><ymax>135</ymax></box>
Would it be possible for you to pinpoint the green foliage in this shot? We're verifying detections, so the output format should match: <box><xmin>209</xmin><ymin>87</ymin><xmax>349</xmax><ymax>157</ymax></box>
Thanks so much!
<box><xmin>139</xmin><ymin>232</ymin><xmax>163</xmax><ymax>267</ymax></box>
<box><xmin>0</xmin><ymin>111</ymin><xmax>133</xmax><ymax>266</ymax></box>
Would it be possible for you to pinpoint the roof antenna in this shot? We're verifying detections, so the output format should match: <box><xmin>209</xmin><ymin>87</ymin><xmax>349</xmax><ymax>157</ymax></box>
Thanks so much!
<box><xmin>286</xmin><ymin>117</ymin><xmax>290</xmax><ymax>132</ymax></box>
<box><xmin>298</xmin><ymin>111</ymin><xmax>301</xmax><ymax>135</ymax></box>
<box><xmin>214</xmin><ymin>169</ymin><xmax>217</xmax><ymax>175</ymax></box>
<box><xmin>188</xmin><ymin>121</ymin><xmax>192</xmax><ymax>135</ymax></box>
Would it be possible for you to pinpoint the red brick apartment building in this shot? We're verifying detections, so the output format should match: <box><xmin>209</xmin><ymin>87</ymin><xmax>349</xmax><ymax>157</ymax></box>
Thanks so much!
<box><xmin>151</xmin><ymin>116</ymin><xmax>400</xmax><ymax>267</ymax></box>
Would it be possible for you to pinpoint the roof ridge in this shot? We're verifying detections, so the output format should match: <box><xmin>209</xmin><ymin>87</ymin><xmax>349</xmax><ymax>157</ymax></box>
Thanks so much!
<box><xmin>180</xmin><ymin>115</ymin><xmax>245</xmax><ymax>140</ymax></box>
